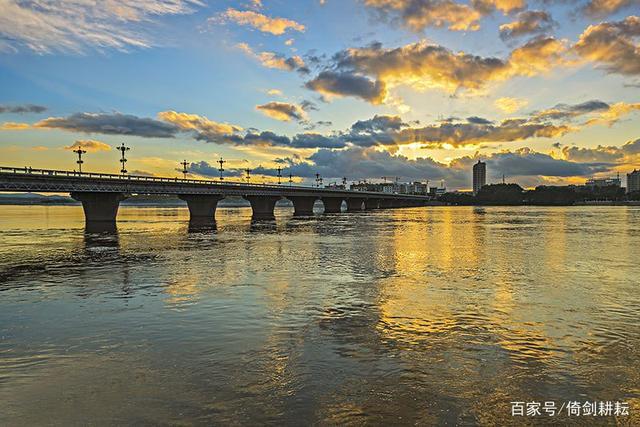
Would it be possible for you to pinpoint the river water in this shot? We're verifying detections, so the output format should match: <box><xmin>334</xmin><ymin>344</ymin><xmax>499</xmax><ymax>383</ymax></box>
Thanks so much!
<box><xmin>0</xmin><ymin>205</ymin><xmax>638</xmax><ymax>425</ymax></box>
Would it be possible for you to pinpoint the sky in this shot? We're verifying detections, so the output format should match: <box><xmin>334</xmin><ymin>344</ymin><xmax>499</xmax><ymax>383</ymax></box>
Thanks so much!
<box><xmin>0</xmin><ymin>0</ymin><xmax>639</xmax><ymax>190</ymax></box>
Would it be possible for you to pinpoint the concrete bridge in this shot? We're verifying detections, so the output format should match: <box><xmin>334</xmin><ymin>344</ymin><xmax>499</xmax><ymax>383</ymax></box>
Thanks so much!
<box><xmin>0</xmin><ymin>166</ymin><xmax>433</xmax><ymax>228</ymax></box>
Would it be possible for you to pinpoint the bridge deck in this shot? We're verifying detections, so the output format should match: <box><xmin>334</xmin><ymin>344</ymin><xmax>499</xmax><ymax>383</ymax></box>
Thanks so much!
<box><xmin>0</xmin><ymin>166</ymin><xmax>431</xmax><ymax>200</ymax></box>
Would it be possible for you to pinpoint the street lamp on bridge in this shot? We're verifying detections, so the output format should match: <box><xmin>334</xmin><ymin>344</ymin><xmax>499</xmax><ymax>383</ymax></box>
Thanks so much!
<box><xmin>277</xmin><ymin>167</ymin><xmax>282</xmax><ymax>185</ymax></box>
<box><xmin>181</xmin><ymin>160</ymin><xmax>189</xmax><ymax>179</ymax></box>
<box><xmin>117</xmin><ymin>143</ymin><xmax>130</xmax><ymax>175</ymax></box>
<box><xmin>288</xmin><ymin>172</ymin><xmax>293</xmax><ymax>186</ymax></box>
<box><xmin>245</xmin><ymin>168</ymin><xmax>251</xmax><ymax>184</ymax></box>
<box><xmin>217</xmin><ymin>158</ymin><xmax>225</xmax><ymax>181</ymax></box>
<box><xmin>73</xmin><ymin>143</ymin><xmax>86</xmax><ymax>173</ymax></box>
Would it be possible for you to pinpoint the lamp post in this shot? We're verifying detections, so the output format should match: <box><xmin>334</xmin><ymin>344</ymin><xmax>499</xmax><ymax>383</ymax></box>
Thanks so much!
<box><xmin>289</xmin><ymin>173</ymin><xmax>293</xmax><ymax>187</ymax></box>
<box><xmin>277</xmin><ymin>167</ymin><xmax>282</xmax><ymax>185</ymax></box>
<box><xmin>218</xmin><ymin>158</ymin><xmax>225</xmax><ymax>181</ymax></box>
<box><xmin>73</xmin><ymin>143</ymin><xmax>86</xmax><ymax>173</ymax></box>
<box><xmin>117</xmin><ymin>143</ymin><xmax>130</xmax><ymax>175</ymax></box>
<box><xmin>245</xmin><ymin>168</ymin><xmax>251</xmax><ymax>184</ymax></box>
<box><xmin>181</xmin><ymin>160</ymin><xmax>189</xmax><ymax>179</ymax></box>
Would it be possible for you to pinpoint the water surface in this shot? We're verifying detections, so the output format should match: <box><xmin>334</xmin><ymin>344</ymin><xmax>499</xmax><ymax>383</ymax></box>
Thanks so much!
<box><xmin>1</xmin><ymin>205</ymin><xmax>639</xmax><ymax>425</ymax></box>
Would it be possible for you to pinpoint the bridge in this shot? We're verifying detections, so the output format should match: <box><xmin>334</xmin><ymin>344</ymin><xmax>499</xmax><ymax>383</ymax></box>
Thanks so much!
<box><xmin>0</xmin><ymin>166</ymin><xmax>433</xmax><ymax>228</ymax></box>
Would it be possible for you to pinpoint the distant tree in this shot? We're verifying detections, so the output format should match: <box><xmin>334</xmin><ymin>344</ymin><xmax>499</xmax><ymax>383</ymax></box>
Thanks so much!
<box><xmin>439</xmin><ymin>192</ymin><xmax>476</xmax><ymax>205</ymax></box>
<box><xmin>627</xmin><ymin>191</ymin><xmax>640</xmax><ymax>201</ymax></box>
<box><xmin>525</xmin><ymin>186</ymin><xmax>580</xmax><ymax>205</ymax></box>
<box><xmin>575</xmin><ymin>185</ymin><xmax>626</xmax><ymax>201</ymax></box>
<box><xmin>475</xmin><ymin>183</ymin><xmax>524</xmax><ymax>205</ymax></box>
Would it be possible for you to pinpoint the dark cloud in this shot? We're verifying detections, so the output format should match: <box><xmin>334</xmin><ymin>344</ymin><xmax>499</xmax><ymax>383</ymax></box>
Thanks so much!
<box><xmin>351</xmin><ymin>115</ymin><xmax>408</xmax><ymax>132</ymax></box>
<box><xmin>304</xmin><ymin>38</ymin><xmax>566</xmax><ymax>103</ymax></box>
<box><xmin>0</xmin><ymin>104</ymin><xmax>47</xmax><ymax>114</ymax></box>
<box><xmin>466</xmin><ymin>116</ymin><xmax>494</xmax><ymax>125</ymax></box>
<box><xmin>499</xmin><ymin>10</ymin><xmax>556</xmax><ymax>41</ymax></box>
<box><xmin>362</xmin><ymin>0</ymin><xmax>525</xmax><ymax>33</ymax></box>
<box><xmin>532</xmin><ymin>100</ymin><xmax>610</xmax><ymax>121</ymax></box>
<box><xmin>35</xmin><ymin>112</ymin><xmax>180</xmax><ymax>138</ymax></box>
<box><xmin>305</xmin><ymin>71</ymin><xmax>387</xmax><ymax>104</ymax></box>
<box><xmin>190</xmin><ymin>144</ymin><xmax>619</xmax><ymax>190</ymax></box>
<box><xmin>574</xmin><ymin>16</ymin><xmax>640</xmax><ymax>76</ymax></box>
<box><xmin>256</xmin><ymin>102</ymin><xmax>307</xmax><ymax>122</ymax></box>
<box><xmin>561</xmin><ymin>138</ymin><xmax>640</xmax><ymax>163</ymax></box>
<box><xmin>486</xmin><ymin>147</ymin><xmax>611</xmax><ymax>177</ymax></box>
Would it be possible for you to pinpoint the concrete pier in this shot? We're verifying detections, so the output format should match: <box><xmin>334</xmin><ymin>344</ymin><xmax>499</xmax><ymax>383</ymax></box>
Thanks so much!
<box><xmin>365</xmin><ymin>198</ymin><xmax>381</xmax><ymax>210</ymax></box>
<box><xmin>288</xmin><ymin>196</ymin><xmax>318</xmax><ymax>216</ymax></box>
<box><xmin>346</xmin><ymin>198</ymin><xmax>366</xmax><ymax>212</ymax></box>
<box><xmin>179</xmin><ymin>194</ymin><xmax>223</xmax><ymax>226</ymax></box>
<box><xmin>321</xmin><ymin>197</ymin><xmax>343</xmax><ymax>213</ymax></box>
<box><xmin>71</xmin><ymin>192</ymin><xmax>127</xmax><ymax>229</ymax></box>
<box><xmin>245</xmin><ymin>195</ymin><xmax>281</xmax><ymax>220</ymax></box>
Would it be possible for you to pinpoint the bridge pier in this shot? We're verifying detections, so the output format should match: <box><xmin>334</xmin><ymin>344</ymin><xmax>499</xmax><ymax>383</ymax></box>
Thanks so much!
<box><xmin>179</xmin><ymin>194</ymin><xmax>223</xmax><ymax>226</ymax></box>
<box><xmin>379</xmin><ymin>199</ymin><xmax>395</xmax><ymax>209</ymax></box>
<box><xmin>71</xmin><ymin>192</ymin><xmax>128</xmax><ymax>229</ymax></box>
<box><xmin>364</xmin><ymin>198</ymin><xmax>381</xmax><ymax>210</ymax></box>
<box><xmin>346</xmin><ymin>197</ymin><xmax>365</xmax><ymax>212</ymax></box>
<box><xmin>244</xmin><ymin>195</ymin><xmax>281</xmax><ymax>220</ymax></box>
<box><xmin>321</xmin><ymin>197</ymin><xmax>343</xmax><ymax>213</ymax></box>
<box><xmin>288</xmin><ymin>196</ymin><xmax>317</xmax><ymax>216</ymax></box>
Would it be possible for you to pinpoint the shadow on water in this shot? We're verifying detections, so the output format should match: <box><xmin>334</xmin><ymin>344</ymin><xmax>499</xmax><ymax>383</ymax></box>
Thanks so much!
<box><xmin>188</xmin><ymin>219</ymin><xmax>217</xmax><ymax>233</ymax></box>
<box><xmin>249</xmin><ymin>219</ymin><xmax>278</xmax><ymax>233</ymax></box>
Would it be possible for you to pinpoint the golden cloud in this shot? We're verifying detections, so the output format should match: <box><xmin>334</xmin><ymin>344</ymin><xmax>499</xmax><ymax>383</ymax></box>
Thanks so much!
<box><xmin>236</xmin><ymin>43</ymin><xmax>307</xmax><ymax>73</ymax></box>
<box><xmin>0</xmin><ymin>122</ymin><xmax>30</xmax><ymax>130</ymax></box>
<box><xmin>64</xmin><ymin>139</ymin><xmax>111</xmax><ymax>152</ymax></box>
<box><xmin>256</xmin><ymin>102</ymin><xmax>308</xmax><ymax>122</ymax></box>
<box><xmin>218</xmin><ymin>8</ymin><xmax>305</xmax><ymax>35</ymax></box>
<box><xmin>574</xmin><ymin>16</ymin><xmax>640</xmax><ymax>76</ymax></box>
<box><xmin>495</xmin><ymin>97</ymin><xmax>529</xmax><ymax>113</ymax></box>
<box><xmin>158</xmin><ymin>111</ymin><xmax>242</xmax><ymax>135</ymax></box>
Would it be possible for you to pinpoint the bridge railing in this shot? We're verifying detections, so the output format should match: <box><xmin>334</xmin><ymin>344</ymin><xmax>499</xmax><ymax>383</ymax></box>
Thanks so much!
<box><xmin>0</xmin><ymin>166</ymin><xmax>433</xmax><ymax>198</ymax></box>
<box><xmin>0</xmin><ymin>166</ymin><xmax>315</xmax><ymax>190</ymax></box>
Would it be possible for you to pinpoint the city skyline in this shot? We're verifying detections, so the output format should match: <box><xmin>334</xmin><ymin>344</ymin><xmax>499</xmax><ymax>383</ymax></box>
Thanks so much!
<box><xmin>1</xmin><ymin>1</ymin><xmax>639</xmax><ymax>190</ymax></box>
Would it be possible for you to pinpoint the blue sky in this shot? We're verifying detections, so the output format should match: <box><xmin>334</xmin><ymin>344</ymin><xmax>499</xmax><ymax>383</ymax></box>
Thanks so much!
<box><xmin>0</xmin><ymin>0</ymin><xmax>639</xmax><ymax>189</ymax></box>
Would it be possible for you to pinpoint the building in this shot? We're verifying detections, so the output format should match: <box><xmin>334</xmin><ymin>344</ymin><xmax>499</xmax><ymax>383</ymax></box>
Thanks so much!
<box><xmin>585</xmin><ymin>176</ymin><xmax>622</xmax><ymax>188</ymax></box>
<box><xmin>473</xmin><ymin>160</ymin><xmax>486</xmax><ymax>195</ymax></box>
<box><xmin>628</xmin><ymin>170</ymin><xmax>640</xmax><ymax>193</ymax></box>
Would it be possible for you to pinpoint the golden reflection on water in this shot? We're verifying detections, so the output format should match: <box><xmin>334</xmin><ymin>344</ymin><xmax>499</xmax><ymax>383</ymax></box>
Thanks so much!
<box><xmin>1</xmin><ymin>205</ymin><xmax>639</xmax><ymax>425</ymax></box>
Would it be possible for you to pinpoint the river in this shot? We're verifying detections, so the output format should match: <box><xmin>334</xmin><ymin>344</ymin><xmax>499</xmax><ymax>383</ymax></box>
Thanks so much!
<box><xmin>0</xmin><ymin>205</ymin><xmax>638</xmax><ymax>425</ymax></box>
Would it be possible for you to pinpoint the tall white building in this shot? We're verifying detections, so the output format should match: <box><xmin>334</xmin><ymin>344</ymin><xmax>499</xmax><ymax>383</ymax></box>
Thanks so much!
<box><xmin>473</xmin><ymin>161</ymin><xmax>486</xmax><ymax>195</ymax></box>
<box><xmin>628</xmin><ymin>170</ymin><xmax>640</xmax><ymax>193</ymax></box>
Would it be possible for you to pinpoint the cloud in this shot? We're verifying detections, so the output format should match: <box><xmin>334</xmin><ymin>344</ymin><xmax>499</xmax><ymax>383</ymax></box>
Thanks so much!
<box><xmin>35</xmin><ymin>112</ymin><xmax>181</xmax><ymax>138</ymax></box>
<box><xmin>236</xmin><ymin>43</ymin><xmax>309</xmax><ymax>73</ymax></box>
<box><xmin>495</xmin><ymin>97</ymin><xmax>529</xmax><ymax>113</ymax></box>
<box><xmin>190</xmin><ymin>144</ymin><xmax>615</xmax><ymax>189</ymax></box>
<box><xmin>217</xmin><ymin>8</ymin><xmax>305</xmax><ymax>35</ymax></box>
<box><xmin>561</xmin><ymin>138</ymin><xmax>640</xmax><ymax>163</ymax></box>
<box><xmin>256</xmin><ymin>102</ymin><xmax>308</xmax><ymax>122</ymax></box>
<box><xmin>363</xmin><ymin>0</ymin><xmax>525</xmax><ymax>32</ymax></box>
<box><xmin>574</xmin><ymin>16</ymin><xmax>640</xmax><ymax>76</ymax></box>
<box><xmin>531</xmin><ymin>100</ymin><xmax>640</xmax><ymax>126</ymax></box>
<box><xmin>310</xmin><ymin>38</ymin><xmax>568</xmax><ymax>101</ymax></box>
<box><xmin>0</xmin><ymin>122</ymin><xmax>30</xmax><ymax>130</ymax></box>
<box><xmin>582</xmin><ymin>0</ymin><xmax>639</xmax><ymax>18</ymax></box>
<box><xmin>0</xmin><ymin>104</ymin><xmax>47</xmax><ymax>114</ymax></box>
<box><xmin>64</xmin><ymin>139</ymin><xmax>112</xmax><ymax>152</ymax></box>
<box><xmin>305</xmin><ymin>71</ymin><xmax>387</xmax><ymax>104</ymax></box>
<box><xmin>499</xmin><ymin>10</ymin><xmax>555</xmax><ymax>41</ymax></box>
<box><xmin>0</xmin><ymin>0</ymin><xmax>203</xmax><ymax>54</ymax></box>
<box><xmin>266</xmin><ymin>89</ymin><xmax>283</xmax><ymax>96</ymax></box>
<box><xmin>157</xmin><ymin>111</ymin><xmax>243</xmax><ymax>142</ymax></box>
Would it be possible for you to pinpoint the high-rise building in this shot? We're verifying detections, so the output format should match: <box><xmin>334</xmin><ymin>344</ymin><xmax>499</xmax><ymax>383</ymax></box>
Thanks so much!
<box><xmin>628</xmin><ymin>170</ymin><xmax>640</xmax><ymax>193</ymax></box>
<box><xmin>473</xmin><ymin>160</ymin><xmax>486</xmax><ymax>195</ymax></box>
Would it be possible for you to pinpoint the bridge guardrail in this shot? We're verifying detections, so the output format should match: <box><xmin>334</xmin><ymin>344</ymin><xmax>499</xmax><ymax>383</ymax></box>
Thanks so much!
<box><xmin>0</xmin><ymin>166</ymin><xmax>433</xmax><ymax>198</ymax></box>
